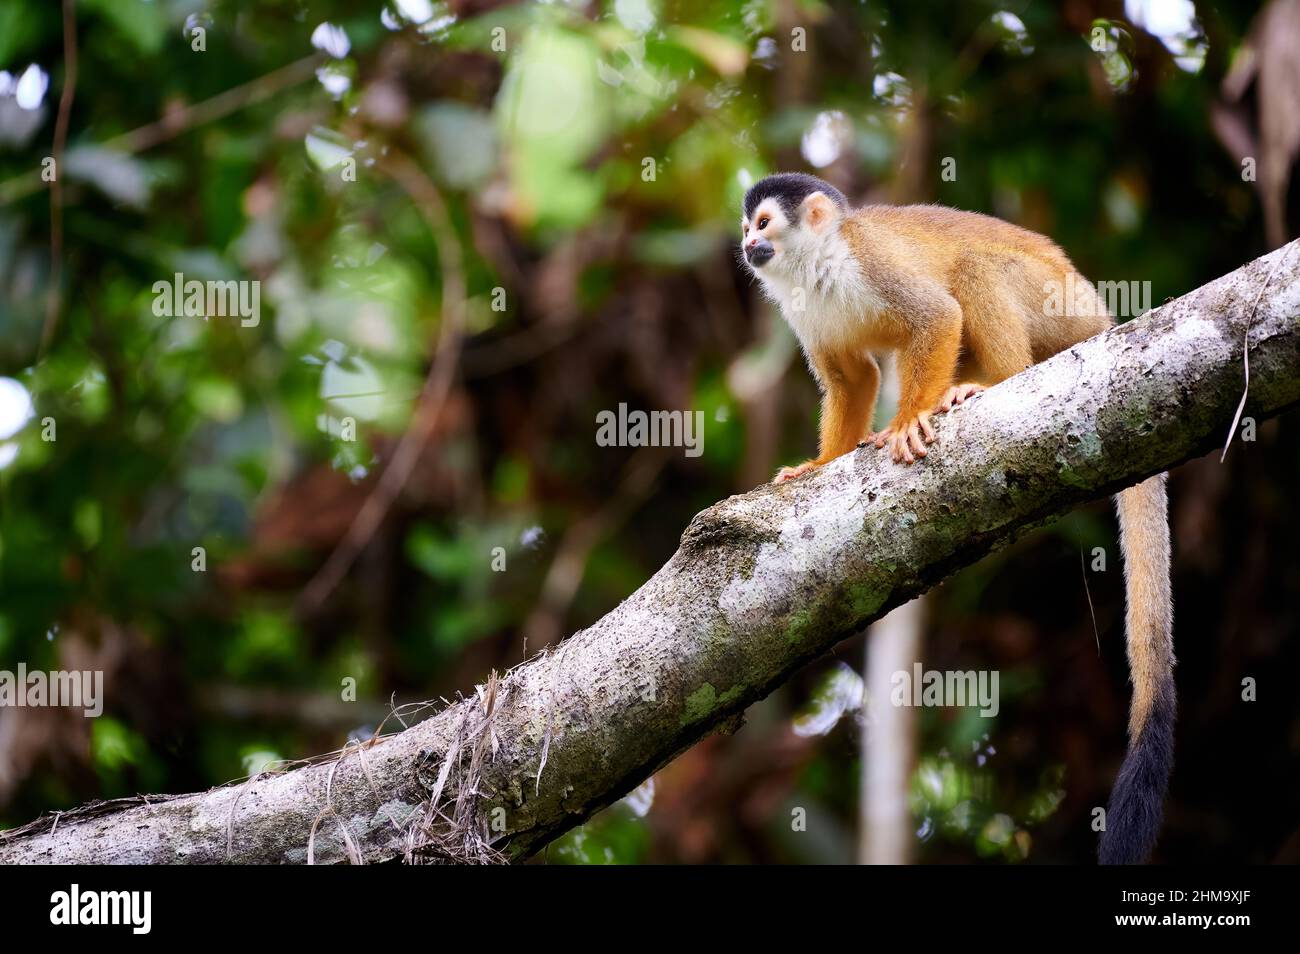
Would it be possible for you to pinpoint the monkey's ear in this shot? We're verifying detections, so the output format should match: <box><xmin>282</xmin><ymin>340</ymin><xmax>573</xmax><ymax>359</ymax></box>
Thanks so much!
<box><xmin>801</xmin><ymin>191</ymin><xmax>839</xmax><ymax>233</ymax></box>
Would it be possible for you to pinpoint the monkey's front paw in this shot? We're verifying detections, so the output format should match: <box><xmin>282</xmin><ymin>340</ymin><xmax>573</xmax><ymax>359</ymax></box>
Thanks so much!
<box><xmin>872</xmin><ymin>413</ymin><xmax>936</xmax><ymax>465</ymax></box>
<box><xmin>774</xmin><ymin>461</ymin><xmax>819</xmax><ymax>483</ymax></box>
<box><xmin>934</xmin><ymin>382</ymin><xmax>985</xmax><ymax>413</ymax></box>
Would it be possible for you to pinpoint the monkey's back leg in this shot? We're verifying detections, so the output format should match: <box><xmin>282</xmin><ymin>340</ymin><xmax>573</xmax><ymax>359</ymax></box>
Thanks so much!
<box><xmin>1007</xmin><ymin>256</ymin><xmax>1112</xmax><ymax>359</ymax></box>
<box><xmin>948</xmin><ymin>254</ymin><xmax>1035</xmax><ymax>386</ymax></box>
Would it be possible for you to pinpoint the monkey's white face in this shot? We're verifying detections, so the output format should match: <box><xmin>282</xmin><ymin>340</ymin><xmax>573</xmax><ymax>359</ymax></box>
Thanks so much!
<box><xmin>740</xmin><ymin>192</ymin><xmax>842</xmax><ymax>279</ymax></box>
<box><xmin>739</xmin><ymin>200</ymin><xmax>793</xmax><ymax>272</ymax></box>
<box><xmin>738</xmin><ymin>190</ymin><xmax>870</xmax><ymax>353</ymax></box>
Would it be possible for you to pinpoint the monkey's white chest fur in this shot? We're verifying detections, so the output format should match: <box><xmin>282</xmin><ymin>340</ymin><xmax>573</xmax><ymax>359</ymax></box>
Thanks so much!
<box><xmin>754</xmin><ymin>229</ymin><xmax>885</xmax><ymax>354</ymax></box>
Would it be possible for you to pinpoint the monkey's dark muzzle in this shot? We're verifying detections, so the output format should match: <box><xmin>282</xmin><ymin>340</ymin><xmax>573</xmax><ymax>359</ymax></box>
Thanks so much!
<box><xmin>745</xmin><ymin>239</ymin><xmax>774</xmax><ymax>268</ymax></box>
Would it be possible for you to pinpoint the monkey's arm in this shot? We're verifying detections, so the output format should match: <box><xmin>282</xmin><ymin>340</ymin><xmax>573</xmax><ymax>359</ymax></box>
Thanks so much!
<box><xmin>816</xmin><ymin>350</ymin><xmax>880</xmax><ymax>462</ymax></box>
<box><xmin>776</xmin><ymin>351</ymin><xmax>880</xmax><ymax>482</ymax></box>
<box><xmin>873</xmin><ymin>287</ymin><xmax>964</xmax><ymax>464</ymax></box>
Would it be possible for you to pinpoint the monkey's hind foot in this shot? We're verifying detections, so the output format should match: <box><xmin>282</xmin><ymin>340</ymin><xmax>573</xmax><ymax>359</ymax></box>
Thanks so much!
<box><xmin>934</xmin><ymin>382</ymin><xmax>985</xmax><ymax>413</ymax></box>
<box><xmin>873</xmin><ymin>413</ymin><xmax>936</xmax><ymax>465</ymax></box>
<box><xmin>773</xmin><ymin>460</ymin><xmax>819</xmax><ymax>484</ymax></box>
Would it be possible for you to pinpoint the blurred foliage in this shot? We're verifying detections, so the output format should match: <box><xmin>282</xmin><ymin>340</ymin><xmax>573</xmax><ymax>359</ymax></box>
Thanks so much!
<box><xmin>1</xmin><ymin>0</ymin><xmax>1298</xmax><ymax>864</ymax></box>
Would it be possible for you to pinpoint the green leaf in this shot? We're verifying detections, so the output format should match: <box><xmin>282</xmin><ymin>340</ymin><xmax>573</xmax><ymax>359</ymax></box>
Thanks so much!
<box><xmin>82</xmin><ymin>0</ymin><xmax>169</xmax><ymax>56</ymax></box>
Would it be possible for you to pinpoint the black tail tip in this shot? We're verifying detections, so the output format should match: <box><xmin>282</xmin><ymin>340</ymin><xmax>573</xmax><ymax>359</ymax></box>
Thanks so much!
<box><xmin>1098</xmin><ymin>698</ymin><xmax>1175</xmax><ymax>865</ymax></box>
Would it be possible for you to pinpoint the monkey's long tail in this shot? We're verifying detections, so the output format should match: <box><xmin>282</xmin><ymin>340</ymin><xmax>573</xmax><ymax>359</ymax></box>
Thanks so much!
<box><xmin>1099</xmin><ymin>474</ymin><xmax>1175</xmax><ymax>865</ymax></box>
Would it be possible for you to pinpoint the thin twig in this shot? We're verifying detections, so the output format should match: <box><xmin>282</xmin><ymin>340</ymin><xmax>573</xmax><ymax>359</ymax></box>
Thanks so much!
<box><xmin>40</xmin><ymin>0</ymin><xmax>78</xmax><ymax>357</ymax></box>
<box><xmin>0</xmin><ymin>55</ymin><xmax>323</xmax><ymax>207</ymax></box>
<box><xmin>1221</xmin><ymin>244</ymin><xmax>1294</xmax><ymax>462</ymax></box>
<box><xmin>296</xmin><ymin>152</ymin><xmax>468</xmax><ymax>613</ymax></box>
<box><xmin>536</xmin><ymin>637</ymin><xmax>578</xmax><ymax>796</ymax></box>
<box><xmin>521</xmin><ymin>447</ymin><xmax>668</xmax><ymax>655</ymax></box>
<box><xmin>224</xmin><ymin>771</ymin><xmax>264</xmax><ymax>861</ymax></box>
<box><xmin>104</xmin><ymin>55</ymin><xmax>323</xmax><ymax>156</ymax></box>
<box><xmin>1080</xmin><ymin>546</ymin><xmax>1100</xmax><ymax>656</ymax></box>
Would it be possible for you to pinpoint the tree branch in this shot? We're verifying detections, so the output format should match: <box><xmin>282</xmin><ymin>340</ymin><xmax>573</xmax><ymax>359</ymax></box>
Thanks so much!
<box><xmin>3</xmin><ymin>242</ymin><xmax>1299</xmax><ymax>864</ymax></box>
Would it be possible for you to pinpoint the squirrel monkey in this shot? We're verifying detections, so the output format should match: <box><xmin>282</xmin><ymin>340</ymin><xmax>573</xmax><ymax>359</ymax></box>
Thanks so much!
<box><xmin>741</xmin><ymin>172</ymin><xmax>1173</xmax><ymax>865</ymax></box>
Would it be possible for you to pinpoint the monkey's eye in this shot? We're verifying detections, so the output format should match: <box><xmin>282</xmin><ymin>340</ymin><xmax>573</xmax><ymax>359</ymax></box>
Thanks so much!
<box><xmin>757</xmin><ymin>216</ymin><xmax>770</xmax><ymax>230</ymax></box>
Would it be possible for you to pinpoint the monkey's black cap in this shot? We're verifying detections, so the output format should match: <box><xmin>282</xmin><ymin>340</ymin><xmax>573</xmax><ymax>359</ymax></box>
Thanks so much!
<box><xmin>743</xmin><ymin>172</ymin><xmax>848</xmax><ymax>222</ymax></box>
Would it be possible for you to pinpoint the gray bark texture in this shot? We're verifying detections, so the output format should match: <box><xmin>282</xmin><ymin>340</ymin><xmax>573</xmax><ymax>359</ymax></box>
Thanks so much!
<box><xmin>3</xmin><ymin>241</ymin><xmax>1299</xmax><ymax>864</ymax></box>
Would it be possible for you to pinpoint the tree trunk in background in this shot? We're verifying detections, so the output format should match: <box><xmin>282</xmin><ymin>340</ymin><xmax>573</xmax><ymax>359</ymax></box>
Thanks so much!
<box><xmin>858</xmin><ymin>353</ymin><xmax>923</xmax><ymax>866</ymax></box>
<box><xmin>860</xmin><ymin>597</ymin><xmax>924</xmax><ymax>864</ymax></box>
